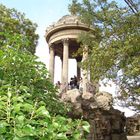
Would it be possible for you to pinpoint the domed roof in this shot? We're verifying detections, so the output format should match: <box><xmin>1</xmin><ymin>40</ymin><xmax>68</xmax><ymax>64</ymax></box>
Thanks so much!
<box><xmin>57</xmin><ymin>15</ymin><xmax>80</xmax><ymax>24</ymax></box>
<box><xmin>46</xmin><ymin>15</ymin><xmax>85</xmax><ymax>33</ymax></box>
<box><xmin>45</xmin><ymin>14</ymin><xmax>92</xmax><ymax>43</ymax></box>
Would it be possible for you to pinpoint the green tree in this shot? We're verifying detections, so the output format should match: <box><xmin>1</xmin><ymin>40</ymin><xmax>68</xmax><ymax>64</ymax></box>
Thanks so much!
<box><xmin>69</xmin><ymin>0</ymin><xmax>140</xmax><ymax>112</ymax></box>
<box><xmin>0</xmin><ymin>32</ymin><xmax>89</xmax><ymax>140</ymax></box>
<box><xmin>0</xmin><ymin>4</ymin><xmax>39</xmax><ymax>54</ymax></box>
<box><xmin>0</xmin><ymin>6</ymin><xmax>89</xmax><ymax>139</ymax></box>
<box><xmin>68</xmin><ymin>0</ymin><xmax>80</xmax><ymax>15</ymax></box>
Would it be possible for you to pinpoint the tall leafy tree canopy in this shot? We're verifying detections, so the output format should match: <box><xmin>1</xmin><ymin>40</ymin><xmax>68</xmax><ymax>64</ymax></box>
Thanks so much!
<box><xmin>0</xmin><ymin>4</ymin><xmax>39</xmax><ymax>54</ymax></box>
<box><xmin>69</xmin><ymin>0</ymin><xmax>140</xmax><ymax>112</ymax></box>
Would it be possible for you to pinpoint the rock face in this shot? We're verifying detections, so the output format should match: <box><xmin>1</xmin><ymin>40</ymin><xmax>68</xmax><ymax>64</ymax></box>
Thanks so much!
<box><xmin>95</xmin><ymin>92</ymin><xmax>113</xmax><ymax>110</ymax></box>
<box><xmin>61</xmin><ymin>89</ymin><xmax>80</xmax><ymax>103</ymax></box>
<box><xmin>61</xmin><ymin>83</ymin><xmax>127</xmax><ymax>140</ymax></box>
<box><xmin>126</xmin><ymin>114</ymin><xmax>140</xmax><ymax>135</ymax></box>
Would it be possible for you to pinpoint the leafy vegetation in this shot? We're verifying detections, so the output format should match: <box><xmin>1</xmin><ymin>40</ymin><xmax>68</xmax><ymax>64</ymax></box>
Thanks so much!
<box><xmin>69</xmin><ymin>0</ymin><xmax>140</xmax><ymax>112</ymax></box>
<box><xmin>0</xmin><ymin>82</ymin><xmax>89</xmax><ymax>139</ymax></box>
<box><xmin>0</xmin><ymin>4</ymin><xmax>39</xmax><ymax>54</ymax></box>
<box><xmin>0</xmin><ymin>4</ymin><xmax>90</xmax><ymax>139</ymax></box>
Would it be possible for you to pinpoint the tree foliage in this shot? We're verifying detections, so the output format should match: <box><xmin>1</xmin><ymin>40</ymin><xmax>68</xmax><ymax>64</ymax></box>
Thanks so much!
<box><xmin>0</xmin><ymin>32</ymin><xmax>89</xmax><ymax>140</ymax></box>
<box><xmin>0</xmin><ymin>5</ymin><xmax>90</xmax><ymax>139</ymax></box>
<box><xmin>0</xmin><ymin>4</ymin><xmax>39</xmax><ymax>54</ymax></box>
<box><xmin>69</xmin><ymin>0</ymin><xmax>140</xmax><ymax>112</ymax></box>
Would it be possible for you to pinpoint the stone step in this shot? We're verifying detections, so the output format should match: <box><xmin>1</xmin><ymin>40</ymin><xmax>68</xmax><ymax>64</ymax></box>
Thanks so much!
<box><xmin>127</xmin><ymin>136</ymin><xmax>140</xmax><ymax>140</ymax></box>
<box><xmin>135</xmin><ymin>132</ymin><xmax>140</xmax><ymax>136</ymax></box>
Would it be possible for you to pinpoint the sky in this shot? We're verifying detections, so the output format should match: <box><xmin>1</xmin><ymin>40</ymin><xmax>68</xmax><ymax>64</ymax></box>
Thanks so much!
<box><xmin>1</xmin><ymin>0</ymin><xmax>73</xmax><ymax>82</ymax></box>
<box><xmin>0</xmin><ymin>0</ymin><xmax>136</xmax><ymax>117</ymax></box>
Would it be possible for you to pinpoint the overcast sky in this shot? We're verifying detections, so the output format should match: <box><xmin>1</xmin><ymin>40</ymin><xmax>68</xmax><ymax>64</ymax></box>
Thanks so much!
<box><xmin>0</xmin><ymin>0</ymin><xmax>135</xmax><ymax>117</ymax></box>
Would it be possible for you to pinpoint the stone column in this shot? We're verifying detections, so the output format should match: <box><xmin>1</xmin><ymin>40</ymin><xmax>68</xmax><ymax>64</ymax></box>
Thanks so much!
<box><xmin>49</xmin><ymin>44</ymin><xmax>55</xmax><ymax>83</ymax></box>
<box><xmin>82</xmin><ymin>46</ymin><xmax>88</xmax><ymax>94</ymax></box>
<box><xmin>62</xmin><ymin>39</ymin><xmax>69</xmax><ymax>85</ymax></box>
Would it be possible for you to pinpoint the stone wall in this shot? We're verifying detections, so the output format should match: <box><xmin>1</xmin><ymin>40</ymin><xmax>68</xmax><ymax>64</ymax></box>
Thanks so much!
<box><xmin>126</xmin><ymin>115</ymin><xmax>140</xmax><ymax>135</ymax></box>
<box><xmin>81</xmin><ymin>93</ymin><xmax>127</xmax><ymax>140</ymax></box>
<box><xmin>61</xmin><ymin>85</ymin><xmax>127</xmax><ymax>140</ymax></box>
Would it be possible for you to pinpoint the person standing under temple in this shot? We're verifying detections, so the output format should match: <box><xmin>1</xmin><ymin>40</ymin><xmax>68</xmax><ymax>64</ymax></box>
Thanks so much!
<box><xmin>56</xmin><ymin>81</ymin><xmax>61</xmax><ymax>89</ymax></box>
<box><xmin>70</xmin><ymin>77</ymin><xmax>74</xmax><ymax>89</ymax></box>
<box><xmin>73</xmin><ymin>75</ymin><xmax>78</xmax><ymax>88</ymax></box>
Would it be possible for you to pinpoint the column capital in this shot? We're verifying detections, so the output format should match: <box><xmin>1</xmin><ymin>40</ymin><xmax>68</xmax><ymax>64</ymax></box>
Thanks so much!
<box><xmin>49</xmin><ymin>46</ymin><xmax>54</xmax><ymax>51</ymax></box>
<box><xmin>49</xmin><ymin>43</ymin><xmax>55</xmax><ymax>54</ymax></box>
<box><xmin>62</xmin><ymin>38</ymin><xmax>69</xmax><ymax>45</ymax></box>
<box><xmin>49</xmin><ymin>43</ymin><xmax>55</xmax><ymax>48</ymax></box>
